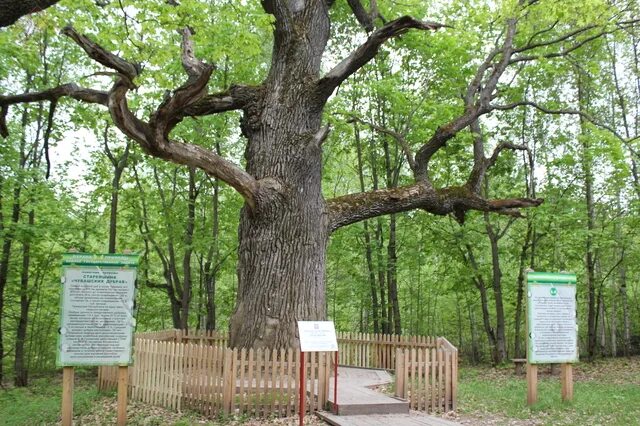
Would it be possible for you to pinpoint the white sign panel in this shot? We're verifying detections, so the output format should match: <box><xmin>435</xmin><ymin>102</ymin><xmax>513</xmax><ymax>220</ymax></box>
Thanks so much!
<box><xmin>57</xmin><ymin>254</ymin><xmax>138</xmax><ymax>366</ymax></box>
<box><xmin>527</xmin><ymin>272</ymin><xmax>578</xmax><ymax>364</ymax></box>
<box><xmin>298</xmin><ymin>321</ymin><xmax>338</xmax><ymax>352</ymax></box>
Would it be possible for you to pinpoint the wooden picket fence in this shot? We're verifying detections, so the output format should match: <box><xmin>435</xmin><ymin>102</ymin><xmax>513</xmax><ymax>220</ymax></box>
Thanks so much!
<box><xmin>98</xmin><ymin>329</ymin><xmax>457</xmax><ymax>416</ymax></box>
<box><xmin>135</xmin><ymin>329</ymin><xmax>444</xmax><ymax>371</ymax></box>
<box><xmin>395</xmin><ymin>337</ymin><xmax>458</xmax><ymax>413</ymax></box>
<box><xmin>337</xmin><ymin>332</ymin><xmax>440</xmax><ymax>370</ymax></box>
<box><xmin>99</xmin><ymin>339</ymin><xmax>331</xmax><ymax>416</ymax></box>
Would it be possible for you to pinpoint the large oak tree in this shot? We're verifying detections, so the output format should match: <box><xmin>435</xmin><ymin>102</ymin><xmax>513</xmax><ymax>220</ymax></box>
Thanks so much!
<box><xmin>1</xmin><ymin>0</ymin><xmax>633</xmax><ymax>348</ymax></box>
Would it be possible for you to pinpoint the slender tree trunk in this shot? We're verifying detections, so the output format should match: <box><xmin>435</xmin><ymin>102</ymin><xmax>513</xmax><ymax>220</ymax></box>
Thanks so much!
<box><xmin>610</xmin><ymin>42</ymin><xmax>633</xmax><ymax>356</ymax></box>
<box><xmin>485</xmin><ymin>214</ymin><xmax>507</xmax><ymax>363</ymax></box>
<box><xmin>103</xmin><ymin>124</ymin><xmax>130</xmax><ymax>254</ymax></box>
<box><xmin>620</xmin><ymin>263</ymin><xmax>631</xmax><ymax>356</ymax></box>
<box><xmin>180</xmin><ymin>167</ymin><xmax>197</xmax><ymax>331</ymax></box>
<box><xmin>465</xmin><ymin>245</ymin><xmax>499</xmax><ymax>364</ymax></box>
<box><xmin>354</xmin><ymin>122</ymin><xmax>380</xmax><ymax>333</ymax></box>
<box><xmin>577</xmin><ymin>72</ymin><xmax>598</xmax><ymax>360</ymax></box>
<box><xmin>514</xmin><ymin>222</ymin><xmax>532</xmax><ymax>359</ymax></box>
<box><xmin>468</xmin><ymin>301</ymin><xmax>480</xmax><ymax>364</ymax></box>
<box><xmin>203</xmin><ymin>140</ymin><xmax>222</xmax><ymax>331</ymax></box>
<box><xmin>13</xmin><ymin>209</ymin><xmax>33</xmax><ymax>387</ymax></box>
<box><xmin>0</xmin><ymin>97</ymin><xmax>29</xmax><ymax>383</ymax></box>
<box><xmin>610</xmin><ymin>286</ymin><xmax>617</xmax><ymax>357</ymax></box>
<box><xmin>387</xmin><ymin>213</ymin><xmax>401</xmax><ymax>334</ymax></box>
<box><xmin>597</xmin><ymin>288</ymin><xmax>606</xmax><ymax>355</ymax></box>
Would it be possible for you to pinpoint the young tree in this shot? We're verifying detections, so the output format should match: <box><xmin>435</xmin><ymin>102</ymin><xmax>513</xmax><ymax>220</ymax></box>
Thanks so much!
<box><xmin>2</xmin><ymin>0</ymin><xmax>633</xmax><ymax>348</ymax></box>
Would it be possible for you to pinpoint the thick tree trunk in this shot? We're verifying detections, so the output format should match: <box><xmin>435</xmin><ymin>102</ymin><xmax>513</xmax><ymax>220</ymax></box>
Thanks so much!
<box><xmin>228</xmin><ymin>2</ymin><xmax>330</xmax><ymax>348</ymax></box>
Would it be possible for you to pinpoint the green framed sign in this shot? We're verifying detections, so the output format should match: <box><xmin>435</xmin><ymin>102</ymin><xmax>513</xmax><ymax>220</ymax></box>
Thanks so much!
<box><xmin>527</xmin><ymin>272</ymin><xmax>578</xmax><ymax>364</ymax></box>
<box><xmin>57</xmin><ymin>253</ymin><xmax>139</xmax><ymax>367</ymax></box>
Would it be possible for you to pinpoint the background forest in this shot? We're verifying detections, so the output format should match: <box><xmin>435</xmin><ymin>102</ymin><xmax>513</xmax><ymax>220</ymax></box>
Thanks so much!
<box><xmin>1</xmin><ymin>0</ymin><xmax>640</xmax><ymax>388</ymax></box>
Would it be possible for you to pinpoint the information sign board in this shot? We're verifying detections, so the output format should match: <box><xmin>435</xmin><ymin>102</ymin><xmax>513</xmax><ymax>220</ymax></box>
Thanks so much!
<box><xmin>57</xmin><ymin>253</ymin><xmax>138</xmax><ymax>367</ymax></box>
<box><xmin>298</xmin><ymin>321</ymin><xmax>338</xmax><ymax>352</ymax></box>
<box><xmin>527</xmin><ymin>272</ymin><xmax>578</xmax><ymax>364</ymax></box>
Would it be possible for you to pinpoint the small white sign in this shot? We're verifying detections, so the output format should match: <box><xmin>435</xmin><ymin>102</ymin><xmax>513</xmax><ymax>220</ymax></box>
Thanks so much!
<box><xmin>298</xmin><ymin>321</ymin><xmax>338</xmax><ymax>352</ymax></box>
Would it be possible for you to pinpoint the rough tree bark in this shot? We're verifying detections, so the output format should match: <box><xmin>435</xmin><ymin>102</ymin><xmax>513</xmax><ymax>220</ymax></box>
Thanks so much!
<box><xmin>5</xmin><ymin>1</ymin><xmax>621</xmax><ymax>348</ymax></box>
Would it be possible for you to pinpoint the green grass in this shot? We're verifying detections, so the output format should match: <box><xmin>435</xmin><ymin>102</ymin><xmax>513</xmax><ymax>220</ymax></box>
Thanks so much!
<box><xmin>457</xmin><ymin>358</ymin><xmax>640</xmax><ymax>425</ymax></box>
<box><xmin>0</xmin><ymin>370</ymin><xmax>107</xmax><ymax>426</ymax></box>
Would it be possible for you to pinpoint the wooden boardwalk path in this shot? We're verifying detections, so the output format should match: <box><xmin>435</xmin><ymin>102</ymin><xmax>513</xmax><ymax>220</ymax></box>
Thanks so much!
<box><xmin>315</xmin><ymin>366</ymin><xmax>460</xmax><ymax>426</ymax></box>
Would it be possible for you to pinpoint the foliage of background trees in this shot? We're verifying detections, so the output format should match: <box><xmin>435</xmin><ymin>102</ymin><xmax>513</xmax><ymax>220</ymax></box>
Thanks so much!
<box><xmin>1</xmin><ymin>0</ymin><xmax>640</xmax><ymax>386</ymax></box>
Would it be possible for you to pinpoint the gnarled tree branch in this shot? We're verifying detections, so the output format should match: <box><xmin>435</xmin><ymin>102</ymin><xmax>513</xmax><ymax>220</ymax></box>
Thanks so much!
<box><xmin>0</xmin><ymin>26</ymin><xmax>260</xmax><ymax>208</ymax></box>
<box><xmin>327</xmin><ymin>182</ymin><xmax>542</xmax><ymax>232</ymax></box>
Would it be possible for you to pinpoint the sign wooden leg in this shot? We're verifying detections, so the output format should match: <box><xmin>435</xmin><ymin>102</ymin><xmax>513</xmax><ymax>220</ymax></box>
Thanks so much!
<box><xmin>117</xmin><ymin>366</ymin><xmax>128</xmax><ymax>425</ymax></box>
<box><xmin>560</xmin><ymin>363</ymin><xmax>573</xmax><ymax>402</ymax></box>
<box><xmin>526</xmin><ymin>363</ymin><xmax>538</xmax><ymax>406</ymax></box>
<box><xmin>62</xmin><ymin>367</ymin><xmax>74</xmax><ymax>426</ymax></box>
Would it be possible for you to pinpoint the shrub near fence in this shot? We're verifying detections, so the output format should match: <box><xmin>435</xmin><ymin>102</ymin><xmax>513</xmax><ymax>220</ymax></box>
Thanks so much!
<box><xmin>99</xmin><ymin>339</ymin><xmax>331</xmax><ymax>416</ymax></box>
<box><xmin>98</xmin><ymin>329</ymin><xmax>457</xmax><ymax>416</ymax></box>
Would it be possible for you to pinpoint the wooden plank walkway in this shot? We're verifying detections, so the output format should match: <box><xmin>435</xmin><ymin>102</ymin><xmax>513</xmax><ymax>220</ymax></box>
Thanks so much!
<box><xmin>317</xmin><ymin>366</ymin><xmax>460</xmax><ymax>425</ymax></box>
<box><xmin>327</xmin><ymin>367</ymin><xmax>408</xmax><ymax>415</ymax></box>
